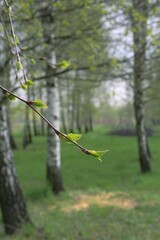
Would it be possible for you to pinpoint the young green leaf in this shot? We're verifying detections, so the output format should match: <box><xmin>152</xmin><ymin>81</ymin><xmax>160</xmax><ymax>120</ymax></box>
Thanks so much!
<box><xmin>30</xmin><ymin>58</ymin><xmax>36</xmax><ymax>64</ymax></box>
<box><xmin>32</xmin><ymin>99</ymin><xmax>48</xmax><ymax>108</ymax></box>
<box><xmin>21</xmin><ymin>84</ymin><xmax>28</xmax><ymax>90</ymax></box>
<box><xmin>16</xmin><ymin>60</ymin><xmax>23</xmax><ymax>71</ymax></box>
<box><xmin>66</xmin><ymin>133</ymin><xmax>82</xmax><ymax>143</ymax></box>
<box><xmin>14</xmin><ymin>34</ymin><xmax>20</xmax><ymax>44</ymax></box>
<box><xmin>26</xmin><ymin>79</ymin><xmax>34</xmax><ymax>86</ymax></box>
<box><xmin>58</xmin><ymin>133</ymin><xmax>82</xmax><ymax>144</ymax></box>
<box><xmin>6</xmin><ymin>93</ymin><xmax>16</xmax><ymax>101</ymax></box>
<box><xmin>58</xmin><ymin>60</ymin><xmax>70</xmax><ymax>69</ymax></box>
<box><xmin>21</xmin><ymin>46</ymin><xmax>28</xmax><ymax>51</ymax></box>
<box><xmin>87</xmin><ymin>149</ymin><xmax>108</xmax><ymax>162</ymax></box>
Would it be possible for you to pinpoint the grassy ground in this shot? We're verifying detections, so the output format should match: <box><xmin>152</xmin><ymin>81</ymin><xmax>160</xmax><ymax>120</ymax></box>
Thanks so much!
<box><xmin>0</xmin><ymin>125</ymin><xmax>160</xmax><ymax>240</ymax></box>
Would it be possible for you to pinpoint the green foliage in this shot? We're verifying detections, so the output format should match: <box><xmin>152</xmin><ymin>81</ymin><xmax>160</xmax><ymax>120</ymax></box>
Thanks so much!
<box><xmin>87</xmin><ymin>149</ymin><xmax>108</xmax><ymax>162</ymax></box>
<box><xmin>67</xmin><ymin>133</ymin><xmax>82</xmax><ymax>142</ymax></box>
<box><xmin>2</xmin><ymin>125</ymin><xmax>160</xmax><ymax>240</ymax></box>
<box><xmin>6</xmin><ymin>93</ymin><xmax>16</xmax><ymax>101</ymax></box>
<box><xmin>30</xmin><ymin>58</ymin><xmax>36</xmax><ymax>64</ymax></box>
<box><xmin>58</xmin><ymin>60</ymin><xmax>70</xmax><ymax>68</ymax></box>
<box><xmin>13</xmin><ymin>34</ymin><xmax>20</xmax><ymax>44</ymax></box>
<box><xmin>31</xmin><ymin>99</ymin><xmax>48</xmax><ymax>108</ymax></box>
<box><xmin>16</xmin><ymin>60</ymin><xmax>23</xmax><ymax>71</ymax></box>
<box><xmin>55</xmin><ymin>0</ymin><xmax>108</xmax><ymax>73</ymax></box>
<box><xmin>59</xmin><ymin>133</ymin><xmax>82</xmax><ymax>143</ymax></box>
<box><xmin>20</xmin><ymin>83</ymin><xmax>28</xmax><ymax>90</ymax></box>
<box><xmin>26</xmin><ymin>79</ymin><xmax>34</xmax><ymax>86</ymax></box>
<box><xmin>58</xmin><ymin>132</ymin><xmax>107</xmax><ymax>160</ymax></box>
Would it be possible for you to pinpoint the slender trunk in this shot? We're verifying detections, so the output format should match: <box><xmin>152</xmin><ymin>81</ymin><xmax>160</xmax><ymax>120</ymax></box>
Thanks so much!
<box><xmin>75</xmin><ymin>83</ymin><xmax>82</xmax><ymax>133</ymax></box>
<box><xmin>132</xmin><ymin>0</ymin><xmax>151</xmax><ymax>172</ymax></box>
<box><xmin>85</xmin><ymin>110</ymin><xmax>93</xmax><ymax>133</ymax></box>
<box><xmin>46</xmin><ymin>67</ymin><xmax>64</xmax><ymax>194</ymax></box>
<box><xmin>70</xmin><ymin>92</ymin><xmax>76</xmax><ymax>133</ymax></box>
<box><xmin>66</xmin><ymin>81</ymin><xmax>71</xmax><ymax>133</ymax></box>
<box><xmin>32</xmin><ymin>85</ymin><xmax>39</xmax><ymax>136</ymax></box>
<box><xmin>40</xmin><ymin>108</ymin><xmax>46</xmax><ymax>135</ymax></box>
<box><xmin>39</xmin><ymin>86</ymin><xmax>46</xmax><ymax>135</ymax></box>
<box><xmin>83</xmin><ymin>94</ymin><xmax>93</xmax><ymax>133</ymax></box>
<box><xmin>61</xmin><ymin>105</ymin><xmax>68</xmax><ymax>133</ymax></box>
<box><xmin>76</xmin><ymin>102</ymin><xmax>82</xmax><ymax>133</ymax></box>
<box><xmin>88</xmin><ymin>110</ymin><xmax>93</xmax><ymax>132</ymax></box>
<box><xmin>22</xmin><ymin>89</ymin><xmax>32</xmax><ymax>148</ymax></box>
<box><xmin>6</xmin><ymin>106</ymin><xmax>17</xmax><ymax>149</ymax></box>
<box><xmin>59</xmin><ymin>82</ymin><xmax>68</xmax><ymax>133</ymax></box>
<box><xmin>42</xmin><ymin>8</ymin><xmax>64</xmax><ymax>194</ymax></box>
<box><xmin>0</xmin><ymin>102</ymin><xmax>30</xmax><ymax>234</ymax></box>
<box><xmin>84</xmin><ymin>112</ymin><xmax>89</xmax><ymax>133</ymax></box>
<box><xmin>32</xmin><ymin>110</ymin><xmax>39</xmax><ymax>136</ymax></box>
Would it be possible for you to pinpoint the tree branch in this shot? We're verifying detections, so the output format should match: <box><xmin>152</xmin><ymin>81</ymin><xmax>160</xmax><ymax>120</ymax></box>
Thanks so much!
<box><xmin>0</xmin><ymin>84</ymin><xmax>91</xmax><ymax>156</ymax></box>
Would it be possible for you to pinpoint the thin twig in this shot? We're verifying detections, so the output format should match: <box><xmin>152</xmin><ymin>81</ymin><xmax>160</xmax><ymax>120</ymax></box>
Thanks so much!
<box><xmin>0</xmin><ymin>84</ymin><xmax>90</xmax><ymax>155</ymax></box>
<box><xmin>4</xmin><ymin>0</ymin><xmax>28</xmax><ymax>83</ymax></box>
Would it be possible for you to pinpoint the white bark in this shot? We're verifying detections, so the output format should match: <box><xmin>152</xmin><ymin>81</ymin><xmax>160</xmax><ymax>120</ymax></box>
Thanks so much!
<box><xmin>0</xmin><ymin>103</ymin><xmax>16</xmax><ymax>195</ymax></box>
<box><xmin>47</xmin><ymin>65</ymin><xmax>61</xmax><ymax>171</ymax></box>
<box><xmin>45</xmin><ymin>47</ymin><xmax>64</xmax><ymax>193</ymax></box>
<box><xmin>132</xmin><ymin>0</ymin><xmax>151</xmax><ymax>172</ymax></box>
<box><xmin>40</xmin><ymin>5</ymin><xmax>64</xmax><ymax>193</ymax></box>
<box><xmin>0</xmin><ymin>97</ymin><xmax>30</xmax><ymax>234</ymax></box>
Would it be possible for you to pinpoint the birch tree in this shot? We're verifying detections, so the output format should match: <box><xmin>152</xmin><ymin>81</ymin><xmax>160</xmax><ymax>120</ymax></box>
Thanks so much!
<box><xmin>0</xmin><ymin>3</ymin><xmax>30</xmax><ymax>234</ymax></box>
<box><xmin>41</xmin><ymin>3</ymin><xmax>64</xmax><ymax>194</ymax></box>
<box><xmin>102</xmin><ymin>0</ymin><xmax>153</xmax><ymax>172</ymax></box>
<box><xmin>131</xmin><ymin>0</ymin><xmax>151</xmax><ymax>172</ymax></box>
<box><xmin>22</xmin><ymin>89</ymin><xmax>32</xmax><ymax>148</ymax></box>
<box><xmin>0</xmin><ymin>100</ymin><xmax>30</xmax><ymax>234</ymax></box>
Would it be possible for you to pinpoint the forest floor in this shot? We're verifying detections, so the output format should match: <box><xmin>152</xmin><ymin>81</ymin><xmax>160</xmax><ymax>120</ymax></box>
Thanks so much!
<box><xmin>0</xmin><ymin>125</ymin><xmax>160</xmax><ymax>240</ymax></box>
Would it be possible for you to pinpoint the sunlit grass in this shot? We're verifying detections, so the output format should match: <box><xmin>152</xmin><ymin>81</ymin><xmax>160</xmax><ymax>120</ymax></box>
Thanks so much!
<box><xmin>1</xmin><ymin>125</ymin><xmax>160</xmax><ymax>239</ymax></box>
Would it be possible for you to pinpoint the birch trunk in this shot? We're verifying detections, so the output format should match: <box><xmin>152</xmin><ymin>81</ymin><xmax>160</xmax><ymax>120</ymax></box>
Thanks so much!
<box><xmin>76</xmin><ymin>99</ymin><xmax>82</xmax><ymax>133</ymax></box>
<box><xmin>22</xmin><ymin>89</ymin><xmax>32</xmax><ymax>148</ymax></box>
<box><xmin>6</xmin><ymin>106</ymin><xmax>17</xmax><ymax>149</ymax></box>
<box><xmin>88</xmin><ymin>110</ymin><xmax>93</xmax><ymax>132</ymax></box>
<box><xmin>69</xmin><ymin>91</ymin><xmax>76</xmax><ymax>133</ymax></box>
<box><xmin>42</xmin><ymin>7</ymin><xmax>64</xmax><ymax>194</ymax></box>
<box><xmin>0</xmin><ymin>100</ymin><xmax>30</xmax><ymax>234</ymax></box>
<box><xmin>59</xmin><ymin>82</ymin><xmax>68</xmax><ymax>133</ymax></box>
<box><xmin>39</xmin><ymin>86</ymin><xmax>46</xmax><ymax>135</ymax></box>
<box><xmin>132</xmin><ymin>0</ymin><xmax>151</xmax><ymax>172</ymax></box>
<box><xmin>46</xmin><ymin>61</ymin><xmax>64</xmax><ymax>194</ymax></box>
<box><xmin>32</xmin><ymin>85</ymin><xmax>39</xmax><ymax>136</ymax></box>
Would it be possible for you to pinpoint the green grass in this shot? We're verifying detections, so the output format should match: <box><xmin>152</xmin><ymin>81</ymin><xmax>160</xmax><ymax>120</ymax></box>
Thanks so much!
<box><xmin>1</xmin><ymin>125</ymin><xmax>160</xmax><ymax>240</ymax></box>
